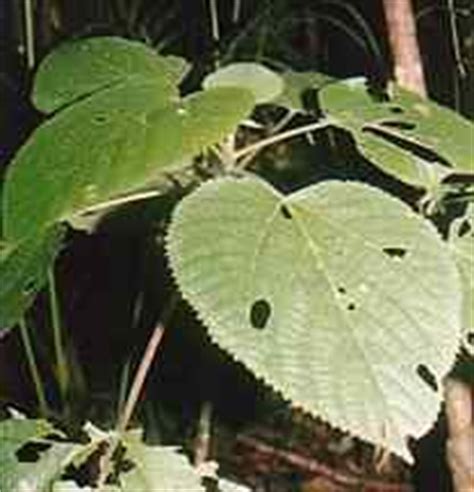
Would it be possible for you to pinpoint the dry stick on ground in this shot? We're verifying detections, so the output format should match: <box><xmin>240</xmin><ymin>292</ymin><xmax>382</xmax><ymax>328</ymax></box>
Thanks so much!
<box><xmin>237</xmin><ymin>435</ymin><xmax>413</xmax><ymax>492</ymax></box>
<box><xmin>382</xmin><ymin>1</ymin><xmax>473</xmax><ymax>491</ymax></box>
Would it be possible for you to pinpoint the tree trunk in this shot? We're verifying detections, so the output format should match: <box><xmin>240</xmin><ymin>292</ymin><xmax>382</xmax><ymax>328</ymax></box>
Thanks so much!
<box><xmin>382</xmin><ymin>0</ymin><xmax>426</xmax><ymax>97</ymax></box>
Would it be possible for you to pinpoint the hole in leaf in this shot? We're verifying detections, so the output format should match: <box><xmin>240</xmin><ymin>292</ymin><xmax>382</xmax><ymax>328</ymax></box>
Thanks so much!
<box><xmin>23</xmin><ymin>279</ymin><xmax>36</xmax><ymax>296</ymax></box>
<box><xmin>382</xmin><ymin>247</ymin><xmax>407</xmax><ymax>259</ymax></box>
<box><xmin>417</xmin><ymin>364</ymin><xmax>438</xmax><ymax>392</ymax></box>
<box><xmin>280</xmin><ymin>204</ymin><xmax>292</xmax><ymax>219</ymax></box>
<box><xmin>363</xmin><ymin>126</ymin><xmax>453</xmax><ymax>166</ymax></box>
<box><xmin>250</xmin><ymin>299</ymin><xmax>271</xmax><ymax>330</ymax></box>
<box><xmin>442</xmin><ymin>172</ymin><xmax>474</xmax><ymax>186</ymax></box>
<box><xmin>93</xmin><ymin>115</ymin><xmax>107</xmax><ymax>124</ymax></box>
<box><xmin>380</xmin><ymin>120</ymin><xmax>416</xmax><ymax>131</ymax></box>
<box><xmin>458</xmin><ymin>220</ymin><xmax>472</xmax><ymax>238</ymax></box>
<box><xmin>467</xmin><ymin>332</ymin><xmax>474</xmax><ymax>346</ymax></box>
<box><xmin>337</xmin><ymin>286</ymin><xmax>347</xmax><ymax>294</ymax></box>
<box><xmin>16</xmin><ymin>441</ymin><xmax>51</xmax><ymax>462</ymax></box>
<box><xmin>347</xmin><ymin>302</ymin><xmax>356</xmax><ymax>311</ymax></box>
<box><xmin>389</xmin><ymin>106</ymin><xmax>403</xmax><ymax>114</ymax></box>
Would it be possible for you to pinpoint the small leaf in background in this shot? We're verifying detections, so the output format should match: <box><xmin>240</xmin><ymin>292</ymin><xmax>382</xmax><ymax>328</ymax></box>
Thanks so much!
<box><xmin>32</xmin><ymin>36</ymin><xmax>185</xmax><ymax>113</ymax></box>
<box><xmin>3</xmin><ymin>84</ymin><xmax>254</xmax><ymax>242</ymax></box>
<box><xmin>204</xmin><ymin>62</ymin><xmax>284</xmax><ymax>104</ymax></box>
<box><xmin>319</xmin><ymin>78</ymin><xmax>473</xmax><ymax>189</ymax></box>
<box><xmin>0</xmin><ymin>226</ymin><xmax>64</xmax><ymax>331</ymax></box>
<box><xmin>449</xmin><ymin>204</ymin><xmax>474</xmax><ymax>355</ymax></box>
<box><xmin>274</xmin><ymin>71</ymin><xmax>335</xmax><ymax>112</ymax></box>
<box><xmin>121</xmin><ymin>430</ymin><xmax>204</xmax><ymax>491</ymax></box>
<box><xmin>167</xmin><ymin>175</ymin><xmax>462</xmax><ymax>462</ymax></box>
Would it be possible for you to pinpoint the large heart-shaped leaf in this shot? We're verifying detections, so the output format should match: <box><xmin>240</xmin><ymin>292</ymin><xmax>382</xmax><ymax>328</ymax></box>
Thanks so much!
<box><xmin>3</xmin><ymin>85</ymin><xmax>254</xmax><ymax>242</ymax></box>
<box><xmin>167</xmin><ymin>175</ymin><xmax>461</xmax><ymax>462</ymax></box>
<box><xmin>319</xmin><ymin>78</ymin><xmax>473</xmax><ymax>189</ymax></box>
<box><xmin>0</xmin><ymin>227</ymin><xmax>64</xmax><ymax>331</ymax></box>
<box><xmin>449</xmin><ymin>204</ymin><xmax>474</xmax><ymax>355</ymax></box>
<box><xmin>32</xmin><ymin>36</ymin><xmax>186</xmax><ymax>113</ymax></box>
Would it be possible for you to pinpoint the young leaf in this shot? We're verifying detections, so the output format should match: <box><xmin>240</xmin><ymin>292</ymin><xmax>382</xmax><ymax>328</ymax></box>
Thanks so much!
<box><xmin>203</xmin><ymin>62</ymin><xmax>284</xmax><ymax>104</ymax></box>
<box><xmin>449</xmin><ymin>204</ymin><xmax>474</xmax><ymax>355</ymax></box>
<box><xmin>32</xmin><ymin>36</ymin><xmax>184</xmax><ymax>113</ymax></box>
<box><xmin>167</xmin><ymin>175</ymin><xmax>462</xmax><ymax>462</ymax></box>
<box><xmin>121</xmin><ymin>430</ymin><xmax>204</xmax><ymax>491</ymax></box>
<box><xmin>3</xmin><ymin>85</ymin><xmax>254</xmax><ymax>242</ymax></box>
<box><xmin>319</xmin><ymin>78</ymin><xmax>473</xmax><ymax>189</ymax></box>
<box><xmin>274</xmin><ymin>71</ymin><xmax>335</xmax><ymax>112</ymax></box>
<box><xmin>0</xmin><ymin>226</ymin><xmax>64</xmax><ymax>331</ymax></box>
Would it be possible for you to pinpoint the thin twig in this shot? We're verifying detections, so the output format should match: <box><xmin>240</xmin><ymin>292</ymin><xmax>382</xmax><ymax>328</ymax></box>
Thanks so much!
<box><xmin>236</xmin><ymin>434</ymin><xmax>413</xmax><ymax>491</ymax></box>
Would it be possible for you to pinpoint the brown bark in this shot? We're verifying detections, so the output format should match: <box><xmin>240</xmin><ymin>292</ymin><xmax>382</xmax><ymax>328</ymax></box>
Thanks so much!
<box><xmin>445</xmin><ymin>379</ymin><xmax>474</xmax><ymax>492</ymax></box>
<box><xmin>382</xmin><ymin>0</ymin><xmax>427</xmax><ymax>97</ymax></box>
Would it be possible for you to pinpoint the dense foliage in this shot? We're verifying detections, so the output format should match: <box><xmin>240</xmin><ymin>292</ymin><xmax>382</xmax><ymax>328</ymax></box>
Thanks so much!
<box><xmin>0</xmin><ymin>35</ymin><xmax>472</xmax><ymax>490</ymax></box>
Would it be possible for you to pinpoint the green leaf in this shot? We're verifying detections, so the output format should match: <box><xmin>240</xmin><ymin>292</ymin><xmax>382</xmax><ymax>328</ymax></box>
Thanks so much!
<box><xmin>0</xmin><ymin>227</ymin><xmax>64</xmax><ymax>331</ymax></box>
<box><xmin>274</xmin><ymin>71</ymin><xmax>335</xmax><ymax>112</ymax></box>
<box><xmin>121</xmin><ymin>430</ymin><xmax>204</xmax><ymax>491</ymax></box>
<box><xmin>449</xmin><ymin>204</ymin><xmax>474</xmax><ymax>355</ymax></box>
<box><xmin>167</xmin><ymin>175</ymin><xmax>462</xmax><ymax>462</ymax></box>
<box><xmin>3</xmin><ymin>85</ymin><xmax>254</xmax><ymax>242</ymax></box>
<box><xmin>0</xmin><ymin>417</ymin><xmax>54</xmax><ymax>492</ymax></box>
<box><xmin>203</xmin><ymin>62</ymin><xmax>283</xmax><ymax>104</ymax></box>
<box><xmin>319</xmin><ymin>78</ymin><xmax>473</xmax><ymax>189</ymax></box>
<box><xmin>32</xmin><ymin>36</ymin><xmax>183</xmax><ymax>113</ymax></box>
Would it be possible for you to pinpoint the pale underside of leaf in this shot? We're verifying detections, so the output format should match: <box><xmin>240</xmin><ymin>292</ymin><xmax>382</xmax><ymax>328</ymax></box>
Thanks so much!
<box><xmin>167</xmin><ymin>175</ymin><xmax>462</xmax><ymax>462</ymax></box>
<box><xmin>449</xmin><ymin>204</ymin><xmax>474</xmax><ymax>355</ymax></box>
<box><xmin>121</xmin><ymin>430</ymin><xmax>204</xmax><ymax>492</ymax></box>
<box><xmin>319</xmin><ymin>79</ymin><xmax>473</xmax><ymax>189</ymax></box>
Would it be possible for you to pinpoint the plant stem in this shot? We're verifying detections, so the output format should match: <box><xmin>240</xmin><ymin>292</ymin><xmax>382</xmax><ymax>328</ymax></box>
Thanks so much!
<box><xmin>48</xmin><ymin>268</ymin><xmax>69</xmax><ymax>405</ymax></box>
<box><xmin>194</xmin><ymin>401</ymin><xmax>213</xmax><ymax>466</ymax></box>
<box><xmin>76</xmin><ymin>189</ymin><xmax>162</xmax><ymax>216</ymax></box>
<box><xmin>208</xmin><ymin>0</ymin><xmax>220</xmax><ymax>67</ymax></box>
<box><xmin>234</xmin><ymin>119</ymin><xmax>333</xmax><ymax>163</ymax></box>
<box><xmin>23</xmin><ymin>0</ymin><xmax>35</xmax><ymax>69</ymax></box>
<box><xmin>238</xmin><ymin>109</ymin><xmax>297</xmax><ymax>169</ymax></box>
<box><xmin>18</xmin><ymin>317</ymin><xmax>48</xmax><ymax>417</ymax></box>
<box><xmin>117</xmin><ymin>294</ymin><xmax>178</xmax><ymax>433</ymax></box>
<box><xmin>96</xmin><ymin>297</ymin><xmax>177</xmax><ymax>490</ymax></box>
